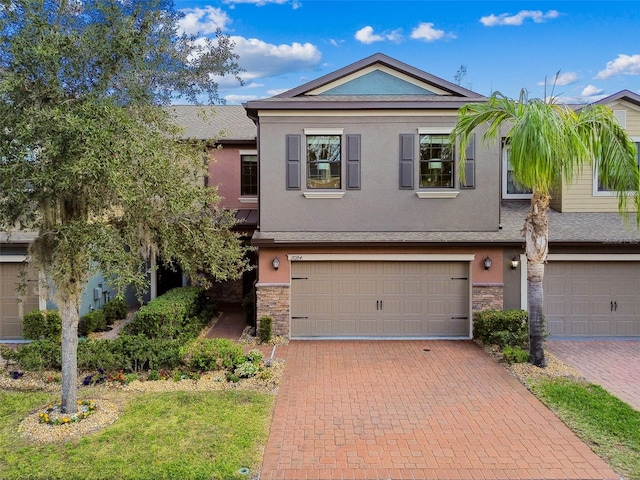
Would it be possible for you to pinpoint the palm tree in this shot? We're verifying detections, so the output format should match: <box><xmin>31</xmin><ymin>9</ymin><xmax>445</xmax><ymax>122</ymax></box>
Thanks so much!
<box><xmin>452</xmin><ymin>90</ymin><xmax>639</xmax><ymax>367</ymax></box>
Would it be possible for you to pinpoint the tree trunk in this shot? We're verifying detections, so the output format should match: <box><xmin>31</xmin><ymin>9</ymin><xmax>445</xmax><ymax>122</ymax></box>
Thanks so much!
<box><xmin>59</xmin><ymin>297</ymin><xmax>80</xmax><ymax>413</ymax></box>
<box><xmin>523</xmin><ymin>192</ymin><xmax>549</xmax><ymax>368</ymax></box>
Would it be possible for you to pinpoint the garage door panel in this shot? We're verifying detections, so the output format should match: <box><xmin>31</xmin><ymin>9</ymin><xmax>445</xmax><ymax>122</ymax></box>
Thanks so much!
<box><xmin>290</xmin><ymin>261</ymin><xmax>470</xmax><ymax>338</ymax></box>
<box><xmin>1</xmin><ymin>263</ymin><xmax>39</xmax><ymax>339</ymax></box>
<box><xmin>545</xmin><ymin>261</ymin><xmax>640</xmax><ymax>337</ymax></box>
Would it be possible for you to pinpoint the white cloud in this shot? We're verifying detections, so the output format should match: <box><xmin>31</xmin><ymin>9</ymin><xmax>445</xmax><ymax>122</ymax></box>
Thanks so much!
<box><xmin>480</xmin><ymin>10</ymin><xmax>560</xmax><ymax>27</ymax></box>
<box><xmin>222</xmin><ymin>0</ymin><xmax>291</xmax><ymax>6</ymax></box>
<box><xmin>582</xmin><ymin>85</ymin><xmax>604</xmax><ymax>97</ymax></box>
<box><xmin>596</xmin><ymin>54</ymin><xmax>640</xmax><ymax>79</ymax></box>
<box><xmin>410</xmin><ymin>22</ymin><xmax>455</xmax><ymax>42</ymax></box>
<box><xmin>230</xmin><ymin>36</ymin><xmax>322</xmax><ymax>80</ymax></box>
<box><xmin>354</xmin><ymin>26</ymin><xmax>403</xmax><ymax>44</ymax></box>
<box><xmin>537</xmin><ymin>72</ymin><xmax>578</xmax><ymax>87</ymax></box>
<box><xmin>224</xmin><ymin>94</ymin><xmax>259</xmax><ymax>105</ymax></box>
<box><xmin>178</xmin><ymin>7</ymin><xmax>231</xmax><ymax>35</ymax></box>
<box><xmin>329</xmin><ymin>39</ymin><xmax>344</xmax><ymax>47</ymax></box>
<box><xmin>267</xmin><ymin>88</ymin><xmax>290</xmax><ymax>96</ymax></box>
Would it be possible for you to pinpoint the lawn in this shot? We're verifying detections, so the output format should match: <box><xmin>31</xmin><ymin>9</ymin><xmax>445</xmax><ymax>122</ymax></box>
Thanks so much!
<box><xmin>529</xmin><ymin>377</ymin><xmax>640</xmax><ymax>480</ymax></box>
<box><xmin>0</xmin><ymin>389</ymin><xmax>274</xmax><ymax>480</ymax></box>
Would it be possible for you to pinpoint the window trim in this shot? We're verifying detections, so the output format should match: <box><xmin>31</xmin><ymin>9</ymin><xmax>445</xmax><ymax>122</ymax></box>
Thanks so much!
<box><xmin>418</xmin><ymin>132</ymin><xmax>455</xmax><ymax>190</ymax></box>
<box><xmin>502</xmin><ymin>142</ymin><xmax>533</xmax><ymax>200</ymax></box>
<box><xmin>592</xmin><ymin>136</ymin><xmax>640</xmax><ymax>197</ymax></box>
<box><xmin>240</xmin><ymin>151</ymin><xmax>258</xmax><ymax>197</ymax></box>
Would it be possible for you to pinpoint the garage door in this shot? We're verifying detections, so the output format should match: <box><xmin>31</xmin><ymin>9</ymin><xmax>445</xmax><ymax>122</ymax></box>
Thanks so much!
<box><xmin>290</xmin><ymin>261</ymin><xmax>470</xmax><ymax>338</ymax></box>
<box><xmin>0</xmin><ymin>263</ymin><xmax>40</xmax><ymax>339</ymax></box>
<box><xmin>544</xmin><ymin>262</ymin><xmax>640</xmax><ymax>336</ymax></box>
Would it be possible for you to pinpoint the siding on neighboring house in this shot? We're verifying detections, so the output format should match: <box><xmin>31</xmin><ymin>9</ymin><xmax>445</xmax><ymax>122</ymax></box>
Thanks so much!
<box><xmin>552</xmin><ymin>98</ymin><xmax>640</xmax><ymax>213</ymax></box>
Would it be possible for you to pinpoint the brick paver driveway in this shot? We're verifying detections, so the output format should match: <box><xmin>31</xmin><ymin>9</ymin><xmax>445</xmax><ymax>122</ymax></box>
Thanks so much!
<box><xmin>547</xmin><ymin>338</ymin><xmax>640</xmax><ymax>412</ymax></box>
<box><xmin>261</xmin><ymin>341</ymin><xmax>616</xmax><ymax>480</ymax></box>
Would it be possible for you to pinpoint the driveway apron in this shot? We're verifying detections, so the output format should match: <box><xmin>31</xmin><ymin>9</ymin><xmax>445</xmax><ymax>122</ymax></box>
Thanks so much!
<box><xmin>261</xmin><ymin>340</ymin><xmax>616</xmax><ymax>480</ymax></box>
<box><xmin>547</xmin><ymin>338</ymin><xmax>640</xmax><ymax>412</ymax></box>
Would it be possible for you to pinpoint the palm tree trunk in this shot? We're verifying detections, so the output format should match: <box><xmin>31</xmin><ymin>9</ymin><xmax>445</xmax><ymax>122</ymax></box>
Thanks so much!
<box><xmin>523</xmin><ymin>192</ymin><xmax>549</xmax><ymax>367</ymax></box>
<box><xmin>59</xmin><ymin>295</ymin><xmax>80</xmax><ymax>413</ymax></box>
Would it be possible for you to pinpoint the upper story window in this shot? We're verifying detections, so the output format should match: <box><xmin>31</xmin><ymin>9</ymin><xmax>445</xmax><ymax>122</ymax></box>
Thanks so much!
<box><xmin>419</xmin><ymin>134</ymin><xmax>453</xmax><ymax>188</ymax></box>
<box><xmin>240</xmin><ymin>153</ymin><xmax>258</xmax><ymax>196</ymax></box>
<box><xmin>306</xmin><ymin>134</ymin><xmax>341</xmax><ymax>189</ymax></box>
<box><xmin>594</xmin><ymin>138</ymin><xmax>640</xmax><ymax>195</ymax></box>
<box><xmin>502</xmin><ymin>143</ymin><xmax>532</xmax><ymax>199</ymax></box>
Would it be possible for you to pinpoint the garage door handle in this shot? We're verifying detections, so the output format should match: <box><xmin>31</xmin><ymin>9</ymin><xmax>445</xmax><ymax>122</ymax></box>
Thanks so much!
<box><xmin>451</xmin><ymin>316</ymin><xmax>468</xmax><ymax>320</ymax></box>
<box><xmin>451</xmin><ymin>277</ymin><xmax>468</xmax><ymax>280</ymax></box>
<box><xmin>614</xmin><ymin>301</ymin><xmax>617</xmax><ymax>311</ymax></box>
<box><xmin>292</xmin><ymin>316</ymin><xmax>308</xmax><ymax>319</ymax></box>
<box><xmin>292</xmin><ymin>277</ymin><xmax>308</xmax><ymax>280</ymax></box>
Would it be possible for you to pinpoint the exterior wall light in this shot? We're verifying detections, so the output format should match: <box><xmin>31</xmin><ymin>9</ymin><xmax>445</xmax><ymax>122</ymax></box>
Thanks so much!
<box><xmin>483</xmin><ymin>256</ymin><xmax>492</xmax><ymax>270</ymax></box>
<box><xmin>511</xmin><ymin>256</ymin><xmax>520</xmax><ymax>270</ymax></box>
<box><xmin>272</xmin><ymin>257</ymin><xmax>280</xmax><ymax>270</ymax></box>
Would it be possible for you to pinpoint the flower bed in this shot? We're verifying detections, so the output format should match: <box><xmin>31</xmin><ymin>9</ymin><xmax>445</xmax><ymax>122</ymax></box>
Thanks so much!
<box><xmin>39</xmin><ymin>399</ymin><xmax>96</xmax><ymax>425</ymax></box>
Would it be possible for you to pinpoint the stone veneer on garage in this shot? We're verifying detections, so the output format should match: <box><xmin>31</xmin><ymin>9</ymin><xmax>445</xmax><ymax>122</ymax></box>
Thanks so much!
<box><xmin>256</xmin><ymin>283</ymin><xmax>504</xmax><ymax>338</ymax></box>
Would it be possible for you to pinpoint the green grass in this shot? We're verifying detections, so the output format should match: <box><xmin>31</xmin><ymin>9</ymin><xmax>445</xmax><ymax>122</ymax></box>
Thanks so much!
<box><xmin>0</xmin><ymin>389</ymin><xmax>274</xmax><ymax>480</ymax></box>
<box><xmin>530</xmin><ymin>378</ymin><xmax>640</xmax><ymax>480</ymax></box>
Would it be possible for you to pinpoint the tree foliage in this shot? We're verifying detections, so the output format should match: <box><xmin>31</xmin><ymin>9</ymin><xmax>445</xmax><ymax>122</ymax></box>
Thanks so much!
<box><xmin>0</xmin><ymin>0</ymin><xmax>248</xmax><ymax>411</ymax></box>
<box><xmin>452</xmin><ymin>90</ymin><xmax>639</xmax><ymax>367</ymax></box>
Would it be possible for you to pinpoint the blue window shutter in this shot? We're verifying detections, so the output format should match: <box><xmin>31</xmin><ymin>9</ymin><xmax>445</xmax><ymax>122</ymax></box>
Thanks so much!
<box><xmin>461</xmin><ymin>133</ymin><xmax>475</xmax><ymax>189</ymax></box>
<box><xmin>399</xmin><ymin>134</ymin><xmax>414</xmax><ymax>189</ymax></box>
<box><xmin>346</xmin><ymin>134</ymin><xmax>361</xmax><ymax>189</ymax></box>
<box><xmin>286</xmin><ymin>134</ymin><xmax>301</xmax><ymax>189</ymax></box>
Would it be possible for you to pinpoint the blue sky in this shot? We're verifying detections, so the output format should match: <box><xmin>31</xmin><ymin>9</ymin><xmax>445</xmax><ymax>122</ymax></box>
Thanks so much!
<box><xmin>172</xmin><ymin>0</ymin><xmax>640</xmax><ymax>105</ymax></box>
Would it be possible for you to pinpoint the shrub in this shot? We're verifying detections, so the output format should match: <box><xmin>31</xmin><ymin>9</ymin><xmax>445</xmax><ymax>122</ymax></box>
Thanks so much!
<box><xmin>502</xmin><ymin>345</ymin><xmax>530</xmax><ymax>364</ymax></box>
<box><xmin>6</xmin><ymin>340</ymin><xmax>62</xmax><ymax>371</ymax></box>
<box><xmin>245</xmin><ymin>349</ymin><xmax>264</xmax><ymax>363</ymax></box>
<box><xmin>234</xmin><ymin>361</ymin><xmax>259</xmax><ymax>378</ymax></box>
<box><xmin>77</xmin><ymin>340</ymin><xmax>125</xmax><ymax>371</ymax></box>
<box><xmin>78</xmin><ymin>309</ymin><xmax>107</xmax><ymax>337</ymax></box>
<box><xmin>242</xmin><ymin>289</ymin><xmax>255</xmax><ymax>325</ymax></box>
<box><xmin>473</xmin><ymin>309</ymin><xmax>530</xmax><ymax>349</ymax></box>
<box><xmin>122</xmin><ymin>286</ymin><xmax>209</xmax><ymax>340</ymax></box>
<box><xmin>103</xmin><ymin>296</ymin><xmax>128</xmax><ymax>326</ymax></box>
<box><xmin>258</xmin><ymin>316</ymin><xmax>272</xmax><ymax>344</ymax></box>
<box><xmin>181</xmin><ymin>338</ymin><xmax>245</xmax><ymax>372</ymax></box>
<box><xmin>22</xmin><ymin>310</ymin><xmax>62</xmax><ymax>341</ymax></box>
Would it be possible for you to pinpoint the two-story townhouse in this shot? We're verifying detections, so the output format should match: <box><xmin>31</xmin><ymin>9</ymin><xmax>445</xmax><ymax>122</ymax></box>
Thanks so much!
<box><xmin>244</xmin><ymin>53</ymin><xmax>640</xmax><ymax>340</ymax></box>
<box><xmin>170</xmin><ymin>105</ymin><xmax>258</xmax><ymax>303</ymax></box>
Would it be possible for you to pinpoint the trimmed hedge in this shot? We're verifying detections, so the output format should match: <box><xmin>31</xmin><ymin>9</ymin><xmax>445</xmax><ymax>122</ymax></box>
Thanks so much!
<box><xmin>122</xmin><ymin>286</ymin><xmax>212</xmax><ymax>340</ymax></box>
<box><xmin>1</xmin><ymin>339</ymin><xmax>62</xmax><ymax>370</ymax></box>
<box><xmin>473</xmin><ymin>309</ymin><xmax>530</xmax><ymax>349</ymax></box>
<box><xmin>79</xmin><ymin>310</ymin><xmax>107</xmax><ymax>337</ymax></box>
<box><xmin>22</xmin><ymin>310</ymin><xmax>62</xmax><ymax>341</ymax></box>
<box><xmin>181</xmin><ymin>338</ymin><xmax>245</xmax><ymax>372</ymax></box>
<box><xmin>103</xmin><ymin>296</ymin><xmax>128</xmax><ymax>326</ymax></box>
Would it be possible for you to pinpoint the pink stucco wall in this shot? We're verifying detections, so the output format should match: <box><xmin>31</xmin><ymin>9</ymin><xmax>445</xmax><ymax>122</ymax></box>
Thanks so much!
<box><xmin>208</xmin><ymin>144</ymin><xmax>256</xmax><ymax>210</ymax></box>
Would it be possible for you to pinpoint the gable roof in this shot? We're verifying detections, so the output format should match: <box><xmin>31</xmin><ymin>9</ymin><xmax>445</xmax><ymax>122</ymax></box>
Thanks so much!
<box><xmin>592</xmin><ymin>89</ymin><xmax>640</xmax><ymax>108</ymax></box>
<box><xmin>169</xmin><ymin>105</ymin><xmax>256</xmax><ymax>143</ymax></box>
<box><xmin>244</xmin><ymin>53</ymin><xmax>486</xmax><ymax>113</ymax></box>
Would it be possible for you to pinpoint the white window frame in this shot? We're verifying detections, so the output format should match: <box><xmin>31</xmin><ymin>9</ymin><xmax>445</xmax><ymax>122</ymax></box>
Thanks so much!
<box><xmin>502</xmin><ymin>143</ymin><xmax>532</xmax><ymax>200</ymax></box>
<box><xmin>592</xmin><ymin>136</ymin><xmax>640</xmax><ymax>197</ymax></box>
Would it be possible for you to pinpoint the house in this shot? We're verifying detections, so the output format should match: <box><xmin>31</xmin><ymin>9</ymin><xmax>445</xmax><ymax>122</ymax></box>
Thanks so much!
<box><xmin>244</xmin><ymin>53</ymin><xmax>640</xmax><ymax>339</ymax></box>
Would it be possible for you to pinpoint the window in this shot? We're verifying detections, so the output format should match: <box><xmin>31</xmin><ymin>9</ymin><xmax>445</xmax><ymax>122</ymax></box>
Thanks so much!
<box><xmin>595</xmin><ymin>139</ymin><xmax>640</xmax><ymax>195</ymax></box>
<box><xmin>240</xmin><ymin>154</ymin><xmax>257</xmax><ymax>196</ymax></box>
<box><xmin>306</xmin><ymin>135</ymin><xmax>341</xmax><ymax>189</ymax></box>
<box><xmin>419</xmin><ymin>134</ymin><xmax>453</xmax><ymax>188</ymax></box>
<box><xmin>502</xmin><ymin>143</ymin><xmax>532</xmax><ymax>199</ymax></box>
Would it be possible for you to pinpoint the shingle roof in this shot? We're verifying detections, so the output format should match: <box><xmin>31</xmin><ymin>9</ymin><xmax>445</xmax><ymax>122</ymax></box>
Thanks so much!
<box><xmin>168</xmin><ymin>105</ymin><xmax>256</xmax><ymax>142</ymax></box>
<box><xmin>252</xmin><ymin>201</ymin><xmax>640</xmax><ymax>246</ymax></box>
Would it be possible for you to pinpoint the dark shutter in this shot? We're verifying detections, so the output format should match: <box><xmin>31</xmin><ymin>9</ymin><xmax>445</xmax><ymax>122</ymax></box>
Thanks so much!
<box><xmin>286</xmin><ymin>134</ymin><xmax>301</xmax><ymax>190</ymax></box>
<box><xmin>461</xmin><ymin>133</ymin><xmax>475</xmax><ymax>189</ymax></box>
<box><xmin>399</xmin><ymin>134</ymin><xmax>414</xmax><ymax>189</ymax></box>
<box><xmin>346</xmin><ymin>134</ymin><xmax>361</xmax><ymax>189</ymax></box>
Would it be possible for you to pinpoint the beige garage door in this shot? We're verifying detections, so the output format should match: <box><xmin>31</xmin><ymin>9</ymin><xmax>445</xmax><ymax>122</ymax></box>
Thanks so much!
<box><xmin>0</xmin><ymin>263</ymin><xmax>40</xmax><ymax>339</ymax></box>
<box><xmin>544</xmin><ymin>262</ymin><xmax>640</xmax><ymax>336</ymax></box>
<box><xmin>290</xmin><ymin>261</ymin><xmax>470</xmax><ymax>338</ymax></box>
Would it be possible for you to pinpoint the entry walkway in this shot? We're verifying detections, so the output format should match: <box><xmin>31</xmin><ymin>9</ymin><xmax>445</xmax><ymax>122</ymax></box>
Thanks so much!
<box><xmin>547</xmin><ymin>338</ymin><xmax>640</xmax><ymax>412</ymax></box>
<box><xmin>260</xmin><ymin>341</ymin><xmax>617</xmax><ymax>480</ymax></box>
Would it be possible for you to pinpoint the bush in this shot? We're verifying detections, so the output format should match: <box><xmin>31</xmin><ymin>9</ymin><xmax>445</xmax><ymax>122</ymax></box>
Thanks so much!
<box><xmin>258</xmin><ymin>316</ymin><xmax>272</xmax><ymax>344</ymax></box>
<box><xmin>242</xmin><ymin>289</ymin><xmax>255</xmax><ymax>325</ymax></box>
<box><xmin>234</xmin><ymin>361</ymin><xmax>259</xmax><ymax>378</ymax></box>
<box><xmin>103</xmin><ymin>296</ymin><xmax>128</xmax><ymax>326</ymax></box>
<box><xmin>473</xmin><ymin>309</ymin><xmax>530</xmax><ymax>349</ymax></box>
<box><xmin>181</xmin><ymin>338</ymin><xmax>245</xmax><ymax>372</ymax></box>
<box><xmin>502</xmin><ymin>345</ymin><xmax>530</xmax><ymax>364</ymax></box>
<box><xmin>122</xmin><ymin>286</ymin><xmax>210</xmax><ymax>340</ymax></box>
<box><xmin>79</xmin><ymin>309</ymin><xmax>107</xmax><ymax>337</ymax></box>
<box><xmin>22</xmin><ymin>310</ymin><xmax>62</xmax><ymax>341</ymax></box>
<box><xmin>6</xmin><ymin>340</ymin><xmax>62</xmax><ymax>370</ymax></box>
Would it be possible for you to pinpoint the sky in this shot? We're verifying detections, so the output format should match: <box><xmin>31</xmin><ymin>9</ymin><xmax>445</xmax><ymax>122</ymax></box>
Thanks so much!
<box><xmin>172</xmin><ymin>0</ymin><xmax>640</xmax><ymax>105</ymax></box>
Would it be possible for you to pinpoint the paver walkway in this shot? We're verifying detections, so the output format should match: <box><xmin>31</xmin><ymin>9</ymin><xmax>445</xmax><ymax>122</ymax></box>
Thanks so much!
<box><xmin>547</xmin><ymin>338</ymin><xmax>640</xmax><ymax>412</ymax></box>
<box><xmin>260</xmin><ymin>340</ymin><xmax>617</xmax><ymax>480</ymax></box>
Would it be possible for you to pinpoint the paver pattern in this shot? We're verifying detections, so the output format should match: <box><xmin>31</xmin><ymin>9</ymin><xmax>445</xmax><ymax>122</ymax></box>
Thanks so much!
<box><xmin>546</xmin><ymin>338</ymin><xmax>640</xmax><ymax>412</ymax></box>
<box><xmin>261</xmin><ymin>340</ymin><xmax>617</xmax><ymax>480</ymax></box>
